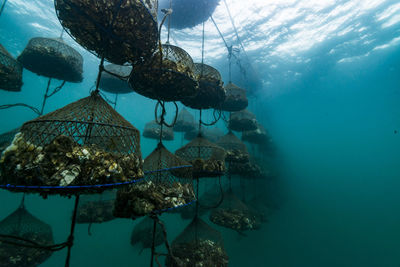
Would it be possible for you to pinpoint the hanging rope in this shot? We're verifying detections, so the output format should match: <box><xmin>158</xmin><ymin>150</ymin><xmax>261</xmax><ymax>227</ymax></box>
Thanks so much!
<box><xmin>0</xmin><ymin>0</ymin><xmax>7</xmax><ymax>17</ymax></box>
<box><xmin>64</xmin><ymin>195</ymin><xmax>80</xmax><ymax>267</ymax></box>
<box><xmin>155</xmin><ymin>100</ymin><xmax>179</xmax><ymax>128</ymax></box>
<box><xmin>39</xmin><ymin>79</ymin><xmax>67</xmax><ymax>115</ymax></box>
<box><xmin>198</xmin><ymin>176</ymin><xmax>224</xmax><ymax>209</ymax></box>
<box><xmin>0</xmin><ymin>103</ymin><xmax>41</xmax><ymax>116</ymax></box>
<box><xmin>199</xmin><ymin>108</ymin><xmax>221</xmax><ymax>126</ymax></box>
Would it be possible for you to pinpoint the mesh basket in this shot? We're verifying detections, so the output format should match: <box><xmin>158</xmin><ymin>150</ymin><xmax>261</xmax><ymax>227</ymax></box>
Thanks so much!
<box><xmin>130</xmin><ymin>44</ymin><xmax>198</xmax><ymax>101</ymax></box>
<box><xmin>229</xmin><ymin>109</ymin><xmax>258</xmax><ymax>132</ymax></box>
<box><xmin>176</xmin><ymin>135</ymin><xmax>226</xmax><ymax>178</ymax></box>
<box><xmin>0</xmin><ymin>44</ymin><xmax>23</xmax><ymax>92</ymax></box>
<box><xmin>229</xmin><ymin>160</ymin><xmax>266</xmax><ymax>178</ymax></box>
<box><xmin>99</xmin><ymin>64</ymin><xmax>132</xmax><ymax>94</ymax></box>
<box><xmin>182</xmin><ymin>63</ymin><xmax>225</xmax><ymax>110</ymax></box>
<box><xmin>217</xmin><ymin>131</ymin><xmax>249</xmax><ymax>163</ymax></box>
<box><xmin>159</xmin><ymin>0</ymin><xmax>220</xmax><ymax>29</ymax></box>
<box><xmin>165</xmin><ymin>217</ymin><xmax>228</xmax><ymax>267</ymax></box>
<box><xmin>209</xmin><ymin>189</ymin><xmax>261</xmax><ymax>231</ymax></box>
<box><xmin>143</xmin><ymin>120</ymin><xmax>174</xmax><ymax>141</ymax></box>
<box><xmin>76</xmin><ymin>190</ymin><xmax>116</xmax><ymax>224</ymax></box>
<box><xmin>55</xmin><ymin>0</ymin><xmax>158</xmax><ymax>65</ymax></box>
<box><xmin>131</xmin><ymin>216</ymin><xmax>165</xmax><ymax>251</ymax></box>
<box><xmin>114</xmin><ymin>143</ymin><xmax>194</xmax><ymax>218</ymax></box>
<box><xmin>242</xmin><ymin>123</ymin><xmax>268</xmax><ymax>144</ymax></box>
<box><xmin>17</xmin><ymin>37</ymin><xmax>83</xmax><ymax>82</ymax></box>
<box><xmin>0</xmin><ymin>91</ymin><xmax>143</xmax><ymax>196</ymax></box>
<box><xmin>173</xmin><ymin>108</ymin><xmax>196</xmax><ymax>133</ymax></box>
<box><xmin>0</xmin><ymin>204</ymin><xmax>54</xmax><ymax>267</ymax></box>
<box><xmin>0</xmin><ymin>128</ymin><xmax>20</xmax><ymax>154</ymax></box>
<box><xmin>220</xmin><ymin>82</ymin><xmax>248</xmax><ymax>112</ymax></box>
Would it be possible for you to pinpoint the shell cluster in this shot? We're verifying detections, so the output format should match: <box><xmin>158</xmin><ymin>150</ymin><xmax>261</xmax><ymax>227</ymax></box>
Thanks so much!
<box><xmin>225</xmin><ymin>149</ymin><xmax>249</xmax><ymax>163</ymax></box>
<box><xmin>210</xmin><ymin>208</ymin><xmax>261</xmax><ymax>231</ymax></box>
<box><xmin>0</xmin><ymin>134</ymin><xmax>143</xmax><ymax>190</ymax></box>
<box><xmin>114</xmin><ymin>181</ymin><xmax>195</xmax><ymax>217</ymax></box>
<box><xmin>190</xmin><ymin>158</ymin><xmax>225</xmax><ymax>177</ymax></box>
<box><xmin>166</xmin><ymin>239</ymin><xmax>229</xmax><ymax>267</ymax></box>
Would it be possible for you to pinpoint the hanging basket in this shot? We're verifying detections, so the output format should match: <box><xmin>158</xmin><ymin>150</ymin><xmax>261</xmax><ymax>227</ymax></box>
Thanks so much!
<box><xmin>76</xmin><ymin>190</ymin><xmax>116</xmax><ymax>224</ymax></box>
<box><xmin>99</xmin><ymin>64</ymin><xmax>132</xmax><ymax>94</ymax></box>
<box><xmin>131</xmin><ymin>216</ymin><xmax>165</xmax><ymax>251</ymax></box>
<box><xmin>241</xmin><ymin>123</ymin><xmax>268</xmax><ymax>144</ymax></box>
<box><xmin>0</xmin><ymin>204</ymin><xmax>54</xmax><ymax>267</ymax></box>
<box><xmin>0</xmin><ymin>44</ymin><xmax>23</xmax><ymax>92</ymax></box>
<box><xmin>143</xmin><ymin>120</ymin><xmax>174</xmax><ymax>141</ymax></box>
<box><xmin>220</xmin><ymin>82</ymin><xmax>248</xmax><ymax>112</ymax></box>
<box><xmin>17</xmin><ymin>37</ymin><xmax>83</xmax><ymax>82</ymax></box>
<box><xmin>165</xmin><ymin>217</ymin><xmax>228</xmax><ymax>267</ymax></box>
<box><xmin>130</xmin><ymin>44</ymin><xmax>198</xmax><ymax>102</ymax></box>
<box><xmin>114</xmin><ymin>143</ymin><xmax>194</xmax><ymax>218</ymax></box>
<box><xmin>55</xmin><ymin>0</ymin><xmax>158</xmax><ymax>65</ymax></box>
<box><xmin>229</xmin><ymin>109</ymin><xmax>258</xmax><ymax>132</ymax></box>
<box><xmin>159</xmin><ymin>0</ymin><xmax>221</xmax><ymax>30</ymax></box>
<box><xmin>0</xmin><ymin>128</ymin><xmax>20</xmax><ymax>154</ymax></box>
<box><xmin>176</xmin><ymin>135</ymin><xmax>226</xmax><ymax>178</ymax></box>
<box><xmin>182</xmin><ymin>63</ymin><xmax>225</xmax><ymax>110</ymax></box>
<box><xmin>229</xmin><ymin>160</ymin><xmax>266</xmax><ymax>178</ymax></box>
<box><xmin>173</xmin><ymin>108</ymin><xmax>196</xmax><ymax>133</ymax></box>
<box><xmin>209</xmin><ymin>189</ymin><xmax>261</xmax><ymax>231</ymax></box>
<box><xmin>217</xmin><ymin>131</ymin><xmax>249</xmax><ymax>163</ymax></box>
<box><xmin>0</xmin><ymin>91</ymin><xmax>143</xmax><ymax>196</ymax></box>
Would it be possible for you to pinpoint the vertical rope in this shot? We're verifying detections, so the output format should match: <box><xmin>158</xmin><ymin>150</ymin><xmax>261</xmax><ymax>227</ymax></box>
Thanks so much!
<box><xmin>150</xmin><ymin>216</ymin><xmax>157</xmax><ymax>267</ymax></box>
<box><xmin>200</xmin><ymin>20</ymin><xmax>205</xmax><ymax>77</ymax></box>
<box><xmin>95</xmin><ymin>57</ymin><xmax>105</xmax><ymax>93</ymax></box>
<box><xmin>166</xmin><ymin>0</ymin><xmax>172</xmax><ymax>44</ymax></box>
<box><xmin>113</xmin><ymin>94</ymin><xmax>118</xmax><ymax>110</ymax></box>
<box><xmin>0</xmin><ymin>0</ymin><xmax>8</xmax><ymax>17</ymax></box>
<box><xmin>39</xmin><ymin>79</ymin><xmax>52</xmax><ymax>116</ymax></box>
<box><xmin>64</xmin><ymin>195</ymin><xmax>80</xmax><ymax>267</ymax></box>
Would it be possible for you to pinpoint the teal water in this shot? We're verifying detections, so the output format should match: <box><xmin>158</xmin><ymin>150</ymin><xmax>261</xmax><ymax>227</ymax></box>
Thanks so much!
<box><xmin>1</xmin><ymin>0</ymin><xmax>400</xmax><ymax>266</ymax></box>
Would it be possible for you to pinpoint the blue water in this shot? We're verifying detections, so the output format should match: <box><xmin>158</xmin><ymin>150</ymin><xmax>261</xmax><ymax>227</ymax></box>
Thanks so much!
<box><xmin>1</xmin><ymin>0</ymin><xmax>400</xmax><ymax>266</ymax></box>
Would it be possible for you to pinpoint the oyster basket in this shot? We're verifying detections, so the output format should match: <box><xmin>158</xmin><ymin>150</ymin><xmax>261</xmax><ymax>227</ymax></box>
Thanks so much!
<box><xmin>176</xmin><ymin>135</ymin><xmax>226</xmax><ymax>178</ymax></box>
<box><xmin>0</xmin><ymin>91</ymin><xmax>143</xmax><ymax>196</ymax></box>
<box><xmin>17</xmin><ymin>37</ymin><xmax>83</xmax><ymax>82</ymax></box>
<box><xmin>130</xmin><ymin>44</ymin><xmax>198</xmax><ymax>102</ymax></box>
<box><xmin>220</xmin><ymin>82</ymin><xmax>248</xmax><ymax>112</ymax></box>
<box><xmin>0</xmin><ymin>44</ymin><xmax>23</xmax><ymax>92</ymax></box>
<box><xmin>173</xmin><ymin>108</ymin><xmax>196</xmax><ymax>133</ymax></box>
<box><xmin>229</xmin><ymin>109</ymin><xmax>258</xmax><ymax>132</ymax></box>
<box><xmin>182</xmin><ymin>63</ymin><xmax>225</xmax><ymax>110</ymax></box>
<box><xmin>99</xmin><ymin>64</ymin><xmax>133</xmax><ymax>94</ymax></box>
<box><xmin>0</xmin><ymin>204</ymin><xmax>54</xmax><ymax>267</ymax></box>
<box><xmin>114</xmin><ymin>143</ymin><xmax>195</xmax><ymax>218</ymax></box>
<box><xmin>143</xmin><ymin>120</ymin><xmax>174</xmax><ymax>141</ymax></box>
<box><xmin>55</xmin><ymin>0</ymin><xmax>158</xmax><ymax>65</ymax></box>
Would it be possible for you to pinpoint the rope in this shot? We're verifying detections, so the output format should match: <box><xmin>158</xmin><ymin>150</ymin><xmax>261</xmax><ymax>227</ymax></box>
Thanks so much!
<box><xmin>199</xmin><ymin>109</ymin><xmax>221</xmax><ymax>126</ymax></box>
<box><xmin>40</xmin><ymin>79</ymin><xmax>66</xmax><ymax>116</ymax></box>
<box><xmin>210</xmin><ymin>15</ymin><xmax>229</xmax><ymax>50</ymax></box>
<box><xmin>65</xmin><ymin>195</ymin><xmax>80</xmax><ymax>267</ymax></box>
<box><xmin>0</xmin><ymin>103</ymin><xmax>41</xmax><ymax>116</ymax></box>
<box><xmin>0</xmin><ymin>0</ymin><xmax>7</xmax><ymax>17</ymax></box>
<box><xmin>198</xmin><ymin>176</ymin><xmax>224</xmax><ymax>209</ymax></box>
<box><xmin>155</xmin><ymin>101</ymin><xmax>179</xmax><ymax>128</ymax></box>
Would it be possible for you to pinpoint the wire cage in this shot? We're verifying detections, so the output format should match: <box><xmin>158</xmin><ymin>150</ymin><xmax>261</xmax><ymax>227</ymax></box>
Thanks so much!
<box><xmin>242</xmin><ymin>123</ymin><xmax>268</xmax><ymax>144</ymax></box>
<box><xmin>209</xmin><ymin>189</ymin><xmax>261</xmax><ymax>231</ymax></box>
<box><xmin>220</xmin><ymin>82</ymin><xmax>248</xmax><ymax>112</ymax></box>
<box><xmin>229</xmin><ymin>109</ymin><xmax>258</xmax><ymax>132</ymax></box>
<box><xmin>76</xmin><ymin>190</ymin><xmax>117</xmax><ymax>224</ymax></box>
<box><xmin>0</xmin><ymin>44</ymin><xmax>23</xmax><ymax>92</ymax></box>
<box><xmin>143</xmin><ymin>120</ymin><xmax>174</xmax><ymax>141</ymax></box>
<box><xmin>0</xmin><ymin>128</ymin><xmax>20</xmax><ymax>154</ymax></box>
<box><xmin>17</xmin><ymin>37</ymin><xmax>83</xmax><ymax>82</ymax></box>
<box><xmin>217</xmin><ymin>131</ymin><xmax>249</xmax><ymax>163</ymax></box>
<box><xmin>0</xmin><ymin>91</ymin><xmax>143</xmax><ymax>196</ymax></box>
<box><xmin>114</xmin><ymin>143</ymin><xmax>195</xmax><ymax>218</ymax></box>
<box><xmin>131</xmin><ymin>216</ymin><xmax>165</xmax><ymax>252</ymax></box>
<box><xmin>173</xmin><ymin>108</ymin><xmax>196</xmax><ymax>133</ymax></box>
<box><xmin>54</xmin><ymin>0</ymin><xmax>158</xmax><ymax>65</ymax></box>
<box><xmin>176</xmin><ymin>135</ymin><xmax>226</xmax><ymax>178</ymax></box>
<box><xmin>229</xmin><ymin>159</ymin><xmax>266</xmax><ymax>179</ymax></box>
<box><xmin>159</xmin><ymin>0</ymin><xmax>221</xmax><ymax>30</ymax></box>
<box><xmin>99</xmin><ymin>64</ymin><xmax>133</xmax><ymax>94</ymax></box>
<box><xmin>165</xmin><ymin>217</ymin><xmax>228</xmax><ymax>267</ymax></box>
<box><xmin>130</xmin><ymin>44</ymin><xmax>198</xmax><ymax>102</ymax></box>
<box><xmin>182</xmin><ymin>63</ymin><xmax>225</xmax><ymax>110</ymax></box>
<box><xmin>0</xmin><ymin>204</ymin><xmax>54</xmax><ymax>267</ymax></box>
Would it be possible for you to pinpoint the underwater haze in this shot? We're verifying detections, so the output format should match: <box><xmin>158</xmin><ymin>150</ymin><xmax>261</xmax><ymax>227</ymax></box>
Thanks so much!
<box><xmin>1</xmin><ymin>0</ymin><xmax>400</xmax><ymax>266</ymax></box>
